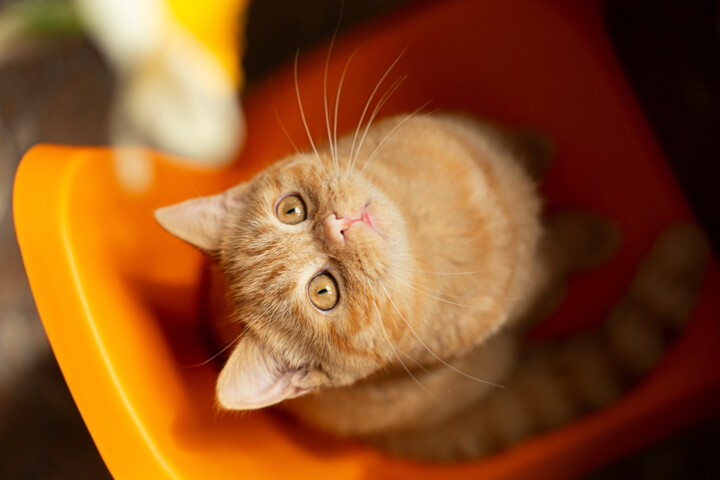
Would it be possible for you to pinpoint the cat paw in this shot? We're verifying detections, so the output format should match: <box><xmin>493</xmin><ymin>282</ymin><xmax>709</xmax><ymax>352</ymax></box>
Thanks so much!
<box><xmin>605</xmin><ymin>222</ymin><xmax>709</xmax><ymax>377</ymax></box>
<box><xmin>544</xmin><ymin>211</ymin><xmax>621</xmax><ymax>271</ymax></box>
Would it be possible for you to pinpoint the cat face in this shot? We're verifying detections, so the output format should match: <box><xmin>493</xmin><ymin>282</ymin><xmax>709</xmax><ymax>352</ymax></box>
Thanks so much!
<box><xmin>156</xmin><ymin>114</ymin><xmax>546</xmax><ymax>412</ymax></box>
<box><xmin>156</xmin><ymin>152</ymin><xmax>412</xmax><ymax>409</ymax></box>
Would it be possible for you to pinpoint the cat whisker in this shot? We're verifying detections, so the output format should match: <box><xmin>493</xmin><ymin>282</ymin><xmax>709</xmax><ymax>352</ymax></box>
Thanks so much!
<box><xmin>184</xmin><ymin>326</ymin><xmax>248</xmax><ymax>368</ymax></box>
<box><xmin>348</xmin><ymin>48</ymin><xmax>407</xmax><ymax>171</ymax></box>
<box><xmin>293</xmin><ymin>51</ymin><xmax>322</xmax><ymax>166</ymax></box>
<box><xmin>272</xmin><ymin>96</ymin><xmax>301</xmax><ymax>155</ymax></box>
<box><xmin>359</xmin><ymin>106</ymin><xmax>430</xmax><ymax>176</ymax></box>
<box><xmin>441</xmin><ymin>231</ymin><xmax>492</xmax><ymax>250</ymax></box>
<box><xmin>305</xmin><ymin>164</ymin><xmax>329</xmax><ymax>182</ymax></box>
<box><xmin>323</xmin><ymin>38</ymin><xmax>339</xmax><ymax>175</ymax></box>
<box><xmin>267</xmin><ymin>302</ymin><xmax>282</xmax><ymax>324</ymax></box>
<box><xmin>392</xmin><ymin>264</ymin><xmax>489</xmax><ymax>276</ymax></box>
<box><xmin>322</xmin><ymin>1</ymin><xmax>349</xmax><ymax>176</ymax></box>
<box><xmin>404</xmin><ymin>233</ymin><xmax>489</xmax><ymax>260</ymax></box>
<box><xmin>334</xmin><ymin>46</ymin><xmax>361</xmax><ymax>177</ymax></box>
<box><xmin>389</xmin><ymin>259</ymin><xmax>492</xmax><ymax>285</ymax></box>
<box><xmin>369</xmin><ymin>290</ymin><xmax>436</xmax><ymax>398</ymax></box>
<box><xmin>403</xmin><ymin>251</ymin><xmax>463</xmax><ymax>262</ymax></box>
<box><xmin>377</xmin><ymin>279</ymin><xmax>503</xmax><ymax>388</ymax></box>
<box><xmin>348</xmin><ymin>74</ymin><xmax>407</xmax><ymax>175</ymax></box>
<box><xmin>387</xmin><ymin>271</ymin><xmax>479</xmax><ymax>300</ymax></box>
<box><xmin>368</xmin><ymin>273</ymin><xmax>430</xmax><ymax>374</ymax></box>
<box><xmin>388</xmin><ymin>270</ymin><xmax>519</xmax><ymax>310</ymax></box>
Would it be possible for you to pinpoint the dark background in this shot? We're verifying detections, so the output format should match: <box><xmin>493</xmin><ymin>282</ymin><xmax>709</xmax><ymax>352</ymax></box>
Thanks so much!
<box><xmin>0</xmin><ymin>0</ymin><xmax>717</xmax><ymax>478</ymax></box>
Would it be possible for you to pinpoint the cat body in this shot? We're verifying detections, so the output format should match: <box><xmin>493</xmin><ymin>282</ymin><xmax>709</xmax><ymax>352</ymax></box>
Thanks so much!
<box><xmin>155</xmin><ymin>113</ymin><xmax>707</xmax><ymax>461</ymax></box>
<box><xmin>278</xmin><ymin>113</ymin><xmax>546</xmax><ymax>438</ymax></box>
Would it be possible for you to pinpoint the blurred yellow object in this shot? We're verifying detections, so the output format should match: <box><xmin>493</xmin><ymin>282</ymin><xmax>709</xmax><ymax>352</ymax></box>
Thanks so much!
<box><xmin>168</xmin><ymin>0</ymin><xmax>247</xmax><ymax>86</ymax></box>
<box><xmin>74</xmin><ymin>0</ymin><xmax>248</xmax><ymax>191</ymax></box>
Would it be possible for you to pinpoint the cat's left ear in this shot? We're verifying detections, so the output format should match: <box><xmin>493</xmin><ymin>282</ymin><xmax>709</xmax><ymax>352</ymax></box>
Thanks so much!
<box><xmin>154</xmin><ymin>183</ymin><xmax>248</xmax><ymax>252</ymax></box>
<box><xmin>216</xmin><ymin>334</ymin><xmax>325</xmax><ymax>410</ymax></box>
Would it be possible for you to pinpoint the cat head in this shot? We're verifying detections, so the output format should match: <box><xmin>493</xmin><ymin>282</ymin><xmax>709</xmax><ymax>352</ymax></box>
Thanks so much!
<box><xmin>155</xmin><ymin>152</ymin><xmax>414</xmax><ymax>410</ymax></box>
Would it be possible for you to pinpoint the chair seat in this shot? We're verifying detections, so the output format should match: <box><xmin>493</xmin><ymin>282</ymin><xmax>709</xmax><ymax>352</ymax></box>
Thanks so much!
<box><xmin>14</xmin><ymin>0</ymin><xmax>720</xmax><ymax>478</ymax></box>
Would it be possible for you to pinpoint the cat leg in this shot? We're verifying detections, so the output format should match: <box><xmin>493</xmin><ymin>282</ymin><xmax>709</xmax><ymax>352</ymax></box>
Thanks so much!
<box><xmin>495</xmin><ymin>224</ymin><xmax>707</xmax><ymax>450</ymax></box>
<box><xmin>513</xmin><ymin>211</ymin><xmax>621</xmax><ymax>329</ymax></box>
<box><xmin>603</xmin><ymin>223</ymin><xmax>709</xmax><ymax>376</ymax></box>
<box><xmin>364</xmin><ymin>348</ymin><xmax>584</xmax><ymax>462</ymax></box>
<box><xmin>283</xmin><ymin>332</ymin><xmax>517</xmax><ymax>437</ymax></box>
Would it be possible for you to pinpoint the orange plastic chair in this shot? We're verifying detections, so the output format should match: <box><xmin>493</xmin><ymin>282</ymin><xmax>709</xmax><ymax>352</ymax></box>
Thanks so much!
<box><xmin>14</xmin><ymin>0</ymin><xmax>720</xmax><ymax>478</ymax></box>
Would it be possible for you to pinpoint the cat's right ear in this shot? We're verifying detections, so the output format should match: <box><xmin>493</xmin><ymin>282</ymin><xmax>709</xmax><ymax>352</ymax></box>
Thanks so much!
<box><xmin>154</xmin><ymin>183</ymin><xmax>248</xmax><ymax>252</ymax></box>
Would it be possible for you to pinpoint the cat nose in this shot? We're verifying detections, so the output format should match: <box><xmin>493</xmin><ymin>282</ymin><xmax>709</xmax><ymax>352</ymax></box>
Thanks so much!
<box><xmin>323</xmin><ymin>213</ymin><xmax>354</xmax><ymax>248</ymax></box>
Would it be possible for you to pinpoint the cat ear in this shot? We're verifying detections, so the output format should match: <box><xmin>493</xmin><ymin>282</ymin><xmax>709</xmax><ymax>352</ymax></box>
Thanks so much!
<box><xmin>154</xmin><ymin>183</ymin><xmax>247</xmax><ymax>252</ymax></box>
<box><xmin>216</xmin><ymin>334</ymin><xmax>320</xmax><ymax>410</ymax></box>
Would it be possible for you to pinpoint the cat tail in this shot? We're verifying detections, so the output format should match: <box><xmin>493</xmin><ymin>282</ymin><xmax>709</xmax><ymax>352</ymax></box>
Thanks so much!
<box><xmin>469</xmin><ymin>223</ymin><xmax>709</xmax><ymax>455</ymax></box>
<box><xmin>372</xmin><ymin>223</ymin><xmax>709</xmax><ymax>461</ymax></box>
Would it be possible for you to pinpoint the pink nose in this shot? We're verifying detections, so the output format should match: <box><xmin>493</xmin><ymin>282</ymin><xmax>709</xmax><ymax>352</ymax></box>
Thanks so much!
<box><xmin>323</xmin><ymin>213</ymin><xmax>355</xmax><ymax>248</ymax></box>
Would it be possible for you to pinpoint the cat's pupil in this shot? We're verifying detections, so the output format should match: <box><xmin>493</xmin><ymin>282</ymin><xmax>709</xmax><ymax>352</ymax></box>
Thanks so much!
<box><xmin>275</xmin><ymin>194</ymin><xmax>307</xmax><ymax>225</ymax></box>
<box><xmin>307</xmin><ymin>272</ymin><xmax>339</xmax><ymax>311</ymax></box>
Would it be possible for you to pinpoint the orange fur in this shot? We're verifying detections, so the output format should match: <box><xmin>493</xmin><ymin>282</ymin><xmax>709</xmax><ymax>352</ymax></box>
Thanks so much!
<box><xmin>155</xmin><ymin>113</ymin><xmax>708</xmax><ymax>461</ymax></box>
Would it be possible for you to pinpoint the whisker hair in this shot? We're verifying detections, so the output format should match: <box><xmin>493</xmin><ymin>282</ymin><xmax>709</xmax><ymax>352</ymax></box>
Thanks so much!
<box><xmin>370</xmin><ymin>291</ymin><xmax>435</xmax><ymax>397</ymax></box>
<box><xmin>349</xmin><ymin>48</ymin><xmax>408</xmax><ymax>169</ymax></box>
<box><xmin>272</xmin><ymin>97</ymin><xmax>301</xmax><ymax>155</ymax></box>
<box><xmin>387</xmin><ymin>271</ymin><xmax>479</xmax><ymax>300</ymax></box>
<box><xmin>293</xmin><ymin>51</ymin><xmax>322</xmax><ymax>163</ymax></box>
<box><xmin>349</xmin><ymin>74</ymin><xmax>407</xmax><ymax>174</ymax></box>
<box><xmin>359</xmin><ymin>105</ymin><xmax>430</xmax><ymax>175</ymax></box>
<box><xmin>185</xmin><ymin>327</ymin><xmax>248</xmax><ymax>368</ymax></box>
<box><xmin>323</xmin><ymin>37</ymin><xmax>338</xmax><ymax>173</ymax></box>
<box><xmin>378</xmin><ymin>280</ymin><xmax>504</xmax><ymax>387</ymax></box>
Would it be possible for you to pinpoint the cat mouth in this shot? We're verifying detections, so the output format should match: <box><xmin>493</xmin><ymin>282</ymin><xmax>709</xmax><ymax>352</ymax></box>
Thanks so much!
<box><xmin>323</xmin><ymin>204</ymin><xmax>383</xmax><ymax>248</ymax></box>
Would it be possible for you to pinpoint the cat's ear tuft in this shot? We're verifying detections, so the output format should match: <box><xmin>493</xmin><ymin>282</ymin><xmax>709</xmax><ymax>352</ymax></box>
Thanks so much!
<box><xmin>216</xmin><ymin>334</ymin><xmax>323</xmax><ymax>410</ymax></box>
<box><xmin>154</xmin><ymin>183</ymin><xmax>247</xmax><ymax>252</ymax></box>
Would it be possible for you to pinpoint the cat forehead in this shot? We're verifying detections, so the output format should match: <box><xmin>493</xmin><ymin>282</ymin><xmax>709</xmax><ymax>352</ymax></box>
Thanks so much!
<box><xmin>223</xmin><ymin>228</ymin><xmax>326</xmax><ymax>296</ymax></box>
<box><xmin>256</xmin><ymin>154</ymin><xmax>326</xmax><ymax>189</ymax></box>
<box><xmin>247</xmin><ymin>160</ymin><xmax>371</xmax><ymax>220</ymax></box>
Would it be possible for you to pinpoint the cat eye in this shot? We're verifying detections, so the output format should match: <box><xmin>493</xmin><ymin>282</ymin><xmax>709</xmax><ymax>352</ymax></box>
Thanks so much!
<box><xmin>275</xmin><ymin>194</ymin><xmax>307</xmax><ymax>225</ymax></box>
<box><xmin>307</xmin><ymin>272</ymin><xmax>339</xmax><ymax>311</ymax></box>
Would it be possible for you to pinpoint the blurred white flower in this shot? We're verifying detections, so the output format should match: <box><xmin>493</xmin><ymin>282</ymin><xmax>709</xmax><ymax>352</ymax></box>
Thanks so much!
<box><xmin>75</xmin><ymin>0</ymin><xmax>245</xmax><ymax>191</ymax></box>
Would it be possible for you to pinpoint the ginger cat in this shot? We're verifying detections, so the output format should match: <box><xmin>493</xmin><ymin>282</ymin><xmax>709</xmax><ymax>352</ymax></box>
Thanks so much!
<box><xmin>155</xmin><ymin>113</ymin><xmax>708</xmax><ymax>461</ymax></box>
